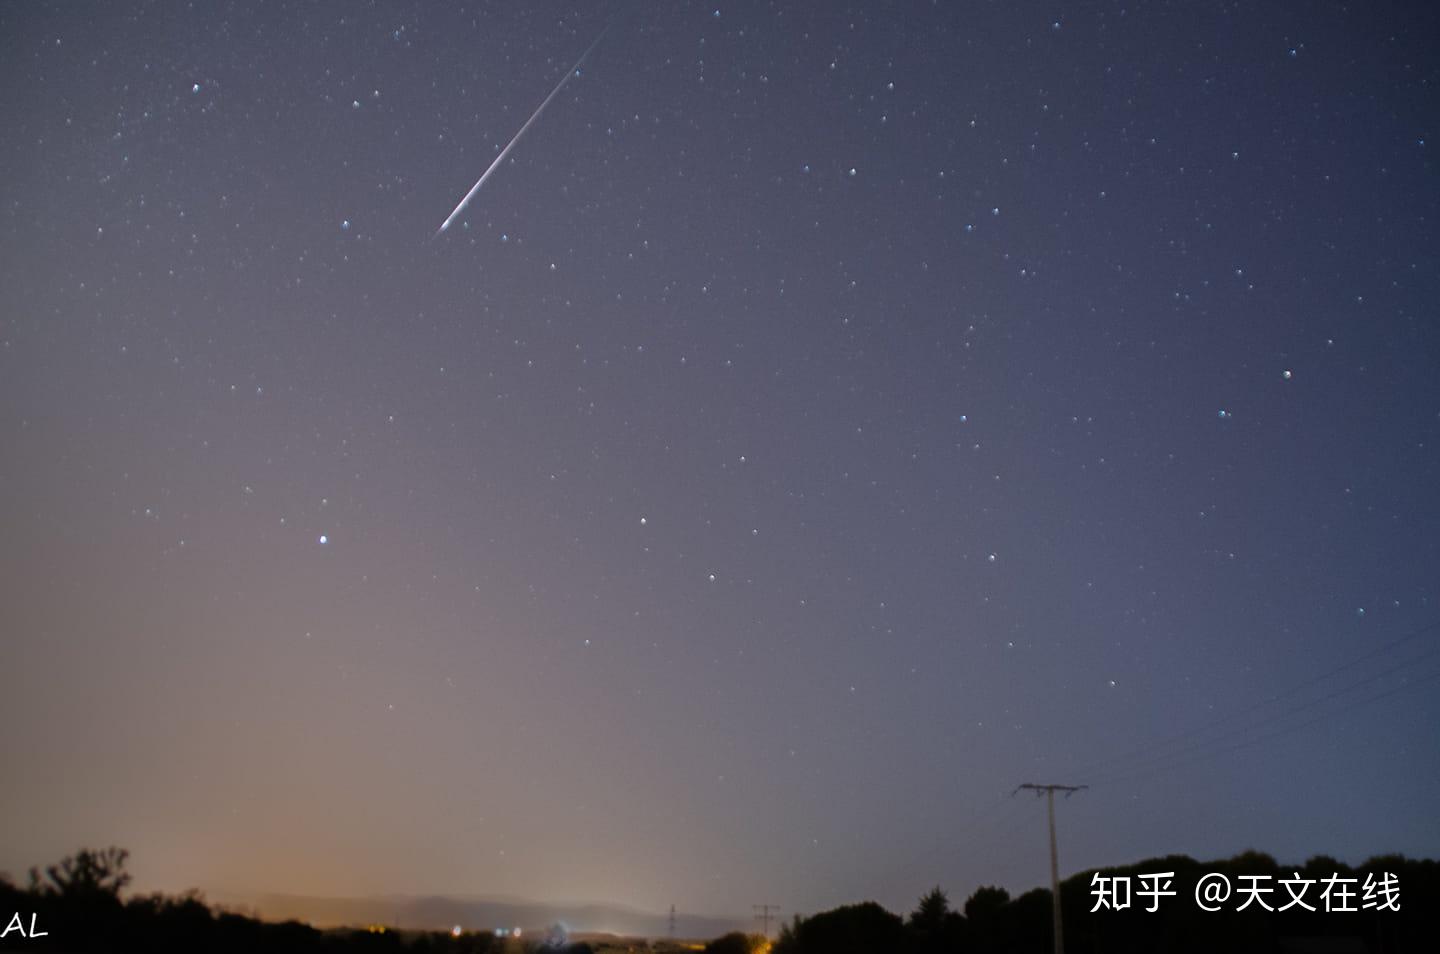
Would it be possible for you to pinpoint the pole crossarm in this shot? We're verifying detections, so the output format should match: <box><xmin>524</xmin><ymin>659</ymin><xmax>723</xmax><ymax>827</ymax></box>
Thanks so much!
<box><xmin>1014</xmin><ymin>783</ymin><xmax>1089</xmax><ymax>797</ymax></box>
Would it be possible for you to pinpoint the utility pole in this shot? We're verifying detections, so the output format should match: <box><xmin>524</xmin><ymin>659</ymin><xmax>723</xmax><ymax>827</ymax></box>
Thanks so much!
<box><xmin>668</xmin><ymin>904</ymin><xmax>676</xmax><ymax>939</ymax></box>
<box><xmin>753</xmin><ymin>904</ymin><xmax>781</xmax><ymax>939</ymax></box>
<box><xmin>1014</xmin><ymin>783</ymin><xmax>1087</xmax><ymax>954</ymax></box>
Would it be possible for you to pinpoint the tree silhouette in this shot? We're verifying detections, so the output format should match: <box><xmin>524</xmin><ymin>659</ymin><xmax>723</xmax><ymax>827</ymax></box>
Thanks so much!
<box><xmin>774</xmin><ymin>901</ymin><xmax>903</xmax><ymax>954</ymax></box>
<box><xmin>29</xmin><ymin>846</ymin><xmax>131</xmax><ymax>900</ymax></box>
<box><xmin>910</xmin><ymin>887</ymin><xmax>944</xmax><ymax>928</ymax></box>
<box><xmin>909</xmin><ymin>886</ymin><xmax>950</xmax><ymax>930</ymax></box>
<box><xmin>961</xmin><ymin>885</ymin><xmax>1008</xmax><ymax>923</ymax></box>
<box><xmin>773</xmin><ymin>913</ymin><xmax>802</xmax><ymax>954</ymax></box>
<box><xmin>909</xmin><ymin>886</ymin><xmax>967</xmax><ymax>953</ymax></box>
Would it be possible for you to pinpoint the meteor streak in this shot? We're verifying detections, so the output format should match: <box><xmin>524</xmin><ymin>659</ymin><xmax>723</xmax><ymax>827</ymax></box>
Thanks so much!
<box><xmin>434</xmin><ymin>27</ymin><xmax>608</xmax><ymax>238</ymax></box>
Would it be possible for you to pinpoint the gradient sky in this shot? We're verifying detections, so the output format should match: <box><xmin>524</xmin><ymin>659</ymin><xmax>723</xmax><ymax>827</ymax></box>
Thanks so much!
<box><xmin>2</xmin><ymin>0</ymin><xmax>1438</xmax><ymax>925</ymax></box>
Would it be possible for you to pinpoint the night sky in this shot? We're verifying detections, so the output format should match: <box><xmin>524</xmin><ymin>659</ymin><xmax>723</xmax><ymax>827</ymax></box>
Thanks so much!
<box><xmin>2</xmin><ymin>0</ymin><xmax>1438</xmax><ymax>925</ymax></box>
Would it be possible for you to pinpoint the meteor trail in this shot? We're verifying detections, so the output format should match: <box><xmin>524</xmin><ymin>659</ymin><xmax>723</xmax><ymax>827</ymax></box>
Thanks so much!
<box><xmin>434</xmin><ymin>27</ymin><xmax>608</xmax><ymax>238</ymax></box>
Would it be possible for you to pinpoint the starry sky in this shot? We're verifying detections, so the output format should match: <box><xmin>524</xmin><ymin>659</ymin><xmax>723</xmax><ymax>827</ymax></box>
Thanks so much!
<box><xmin>2</xmin><ymin>0</ymin><xmax>1438</xmax><ymax>925</ymax></box>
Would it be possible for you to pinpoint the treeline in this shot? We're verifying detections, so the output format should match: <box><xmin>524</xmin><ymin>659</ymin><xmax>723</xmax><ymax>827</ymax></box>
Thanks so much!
<box><xmin>773</xmin><ymin>852</ymin><xmax>1436</xmax><ymax>954</ymax></box>
<box><xmin>4</xmin><ymin>848</ymin><xmax>1435</xmax><ymax>952</ymax></box>
<box><xmin>0</xmin><ymin>848</ymin><xmax>592</xmax><ymax>953</ymax></box>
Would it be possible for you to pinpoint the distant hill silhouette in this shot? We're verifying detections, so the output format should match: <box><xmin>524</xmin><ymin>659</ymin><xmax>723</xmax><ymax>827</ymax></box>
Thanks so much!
<box><xmin>236</xmin><ymin>890</ymin><xmax>747</xmax><ymax>938</ymax></box>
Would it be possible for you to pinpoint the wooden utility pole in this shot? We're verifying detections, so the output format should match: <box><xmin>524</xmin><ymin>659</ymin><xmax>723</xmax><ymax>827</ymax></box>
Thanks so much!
<box><xmin>1015</xmin><ymin>783</ymin><xmax>1087</xmax><ymax>954</ymax></box>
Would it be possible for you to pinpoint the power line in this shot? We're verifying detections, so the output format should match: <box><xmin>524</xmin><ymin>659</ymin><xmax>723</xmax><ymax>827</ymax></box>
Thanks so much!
<box><xmin>1066</xmin><ymin>618</ymin><xmax>1440</xmax><ymax>781</ymax></box>
<box><xmin>841</xmin><ymin>787</ymin><xmax>1024</xmax><ymax>902</ymax></box>
<box><xmin>1089</xmin><ymin>649</ymin><xmax>1440</xmax><ymax>782</ymax></box>
<box><xmin>1085</xmin><ymin>664</ymin><xmax>1440</xmax><ymax>787</ymax></box>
